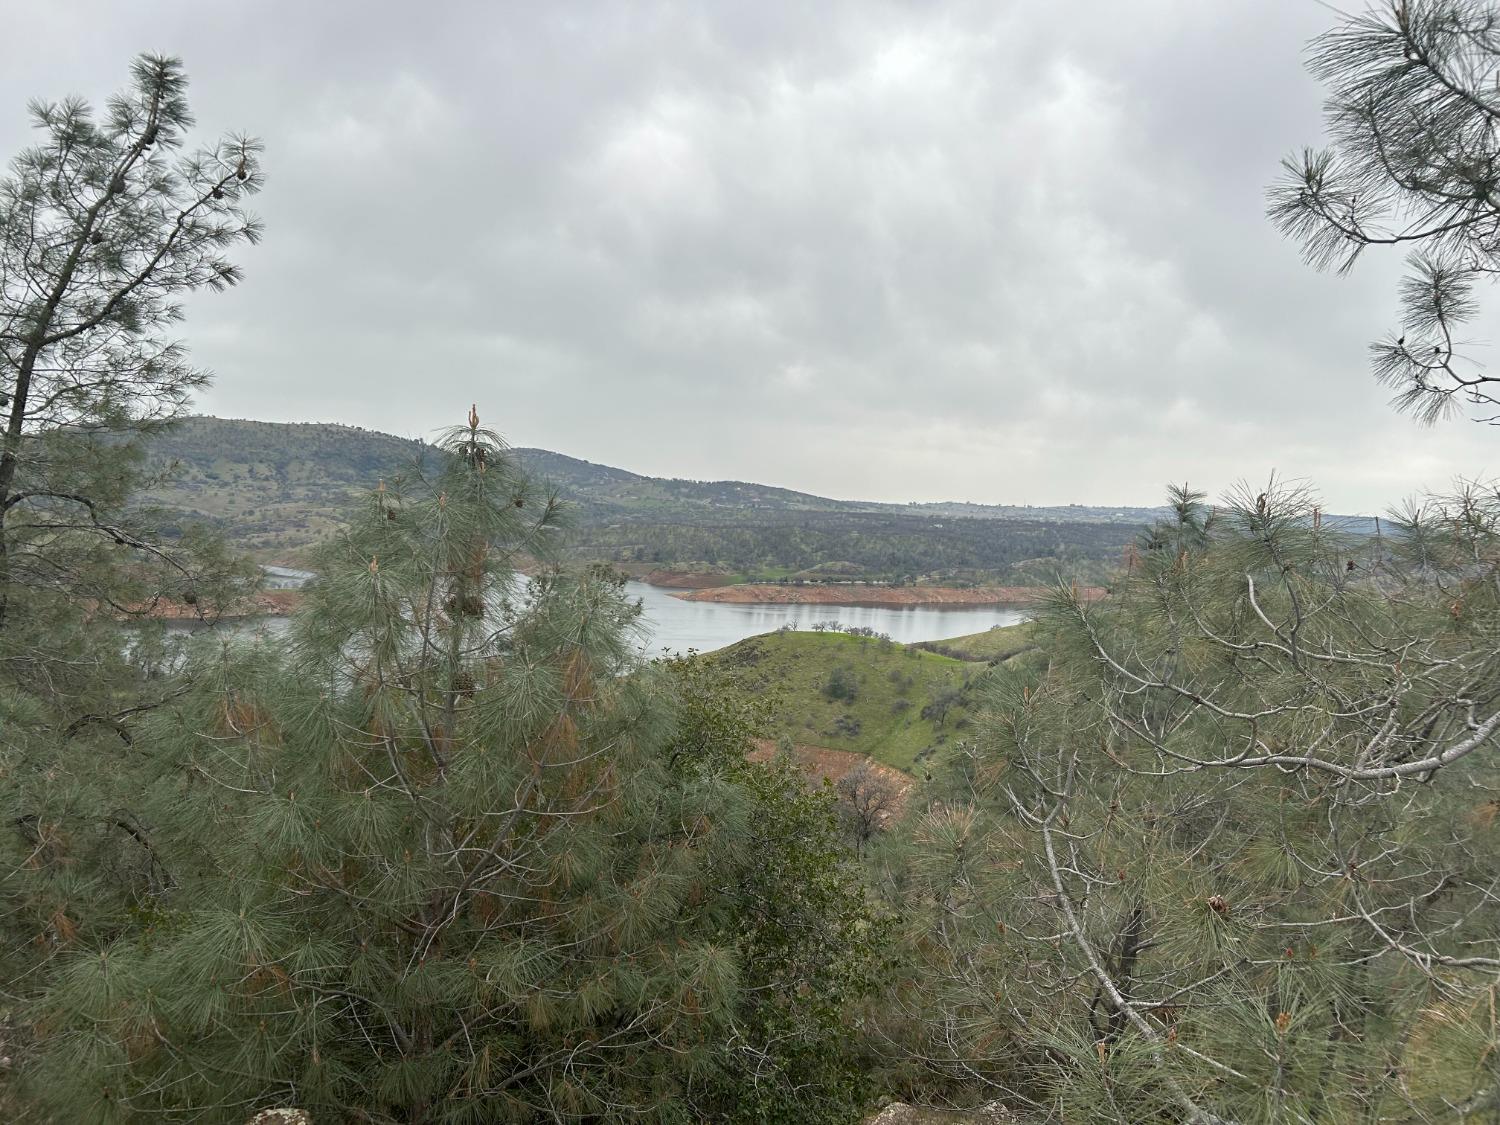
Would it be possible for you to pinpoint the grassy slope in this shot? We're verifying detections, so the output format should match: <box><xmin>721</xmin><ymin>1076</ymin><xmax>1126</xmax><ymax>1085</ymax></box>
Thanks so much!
<box><xmin>708</xmin><ymin>629</ymin><xmax>1029</xmax><ymax>773</ymax></box>
<box><xmin>911</xmin><ymin>621</ymin><xmax>1039</xmax><ymax>662</ymax></box>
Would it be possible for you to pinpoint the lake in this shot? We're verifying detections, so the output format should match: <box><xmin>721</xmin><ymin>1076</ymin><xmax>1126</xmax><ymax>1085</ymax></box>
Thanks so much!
<box><xmin>166</xmin><ymin>581</ymin><xmax>1031</xmax><ymax>658</ymax></box>
<box><xmin>624</xmin><ymin>582</ymin><xmax>1029</xmax><ymax>657</ymax></box>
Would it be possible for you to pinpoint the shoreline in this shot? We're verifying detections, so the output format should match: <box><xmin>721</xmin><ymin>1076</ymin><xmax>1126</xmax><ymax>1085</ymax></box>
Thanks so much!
<box><xmin>670</xmin><ymin>583</ymin><xmax>1105</xmax><ymax>607</ymax></box>
<box><xmin>132</xmin><ymin>588</ymin><xmax>304</xmax><ymax>622</ymax></box>
<box><xmin>131</xmin><ymin>575</ymin><xmax>1106</xmax><ymax>617</ymax></box>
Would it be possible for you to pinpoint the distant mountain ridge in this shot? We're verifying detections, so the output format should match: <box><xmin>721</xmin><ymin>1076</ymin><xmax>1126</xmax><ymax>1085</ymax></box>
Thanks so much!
<box><xmin>146</xmin><ymin>415</ymin><xmax>1170</xmax><ymax>526</ymax></box>
<box><xmin>510</xmin><ymin>447</ymin><xmax>1168</xmax><ymax>525</ymax></box>
<box><xmin>134</xmin><ymin>417</ymin><xmax>1195</xmax><ymax>580</ymax></box>
<box><xmin>506</xmin><ymin>447</ymin><xmax>851</xmax><ymax>515</ymax></box>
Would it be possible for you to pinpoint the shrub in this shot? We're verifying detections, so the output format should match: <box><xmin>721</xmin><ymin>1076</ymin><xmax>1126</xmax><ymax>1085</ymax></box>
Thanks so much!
<box><xmin>822</xmin><ymin>665</ymin><xmax>860</xmax><ymax>702</ymax></box>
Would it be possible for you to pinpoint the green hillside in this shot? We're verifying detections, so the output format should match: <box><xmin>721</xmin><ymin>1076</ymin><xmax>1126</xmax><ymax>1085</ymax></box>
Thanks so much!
<box><xmin>910</xmin><ymin>620</ymin><xmax>1039</xmax><ymax>662</ymax></box>
<box><xmin>705</xmin><ymin>627</ymin><xmax>1035</xmax><ymax>772</ymax></box>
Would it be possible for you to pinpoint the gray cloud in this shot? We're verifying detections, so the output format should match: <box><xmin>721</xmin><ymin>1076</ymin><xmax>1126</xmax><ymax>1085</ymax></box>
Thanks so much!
<box><xmin>2</xmin><ymin>1</ymin><xmax>1493</xmax><ymax>511</ymax></box>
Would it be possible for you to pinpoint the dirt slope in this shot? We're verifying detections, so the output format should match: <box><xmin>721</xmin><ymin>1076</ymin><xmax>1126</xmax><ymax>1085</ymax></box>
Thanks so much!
<box><xmin>746</xmin><ymin>740</ymin><xmax>914</xmax><ymax>818</ymax></box>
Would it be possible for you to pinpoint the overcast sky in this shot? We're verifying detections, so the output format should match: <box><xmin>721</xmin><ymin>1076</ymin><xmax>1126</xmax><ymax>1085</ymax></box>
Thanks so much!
<box><xmin>3</xmin><ymin>1</ymin><xmax>1495</xmax><ymax>511</ymax></box>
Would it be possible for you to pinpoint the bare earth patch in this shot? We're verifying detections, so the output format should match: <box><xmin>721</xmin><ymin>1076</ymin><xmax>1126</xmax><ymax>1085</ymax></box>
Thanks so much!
<box><xmin>747</xmin><ymin>740</ymin><xmax>914</xmax><ymax>818</ymax></box>
<box><xmin>132</xmin><ymin>588</ymin><xmax>303</xmax><ymax>621</ymax></box>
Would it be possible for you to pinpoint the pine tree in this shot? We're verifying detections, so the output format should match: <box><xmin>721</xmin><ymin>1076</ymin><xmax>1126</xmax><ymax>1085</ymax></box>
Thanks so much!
<box><xmin>886</xmin><ymin>483</ymin><xmax>1500</xmax><ymax>1122</ymax></box>
<box><xmin>874</xmin><ymin>6</ymin><xmax>1500</xmax><ymax>1115</ymax></box>
<box><xmin>17</xmin><ymin>413</ymin><xmax>881</xmax><ymax>1123</ymax></box>
<box><xmin>0</xmin><ymin>60</ymin><xmax>263</xmax><ymax>1111</ymax></box>
<box><xmin>0</xmin><ymin>53</ymin><xmax>264</xmax><ymax>638</ymax></box>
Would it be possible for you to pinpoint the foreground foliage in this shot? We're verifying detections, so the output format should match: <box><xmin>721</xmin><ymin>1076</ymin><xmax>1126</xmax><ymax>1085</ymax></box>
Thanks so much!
<box><xmin>0</xmin><ymin>55</ymin><xmax>263</xmax><ymax>631</ymax></box>
<box><xmin>12</xmin><ymin>7</ymin><xmax>1500</xmax><ymax>1119</ymax></box>
<box><xmin>9</xmin><ymin>419</ymin><xmax>882</xmax><ymax>1123</ymax></box>
<box><xmin>883</xmin><ymin>483</ymin><xmax>1500</xmax><ymax>1122</ymax></box>
<box><xmin>1271</xmin><ymin>0</ymin><xmax>1500</xmax><ymax>425</ymax></box>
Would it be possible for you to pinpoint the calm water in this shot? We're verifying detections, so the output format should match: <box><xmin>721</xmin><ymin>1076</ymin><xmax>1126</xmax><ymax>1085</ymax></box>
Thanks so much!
<box><xmin>166</xmin><ymin>581</ymin><xmax>1030</xmax><ymax>659</ymax></box>
<box><xmin>625</xmin><ymin>582</ymin><xmax>1028</xmax><ymax>657</ymax></box>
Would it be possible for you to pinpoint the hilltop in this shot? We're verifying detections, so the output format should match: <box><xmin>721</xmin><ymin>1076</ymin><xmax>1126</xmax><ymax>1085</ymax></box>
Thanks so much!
<box><xmin>705</xmin><ymin>625</ymin><xmax>1039</xmax><ymax>773</ymax></box>
<box><xmin>139</xmin><ymin>417</ymin><xmax>431</xmax><ymax>556</ymax></box>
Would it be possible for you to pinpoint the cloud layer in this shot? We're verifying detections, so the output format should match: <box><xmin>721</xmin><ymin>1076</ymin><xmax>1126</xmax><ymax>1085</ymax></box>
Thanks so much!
<box><xmin>2</xmin><ymin>1</ymin><xmax>1493</xmax><ymax>510</ymax></box>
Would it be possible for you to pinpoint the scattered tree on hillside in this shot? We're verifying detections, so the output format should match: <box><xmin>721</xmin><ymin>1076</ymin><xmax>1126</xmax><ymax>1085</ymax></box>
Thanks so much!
<box><xmin>836</xmin><ymin>762</ymin><xmax>899</xmax><ymax>857</ymax></box>
<box><xmin>920</xmin><ymin>686</ymin><xmax>962</xmax><ymax>728</ymax></box>
<box><xmin>823</xmin><ymin>664</ymin><xmax>860</xmax><ymax>701</ymax></box>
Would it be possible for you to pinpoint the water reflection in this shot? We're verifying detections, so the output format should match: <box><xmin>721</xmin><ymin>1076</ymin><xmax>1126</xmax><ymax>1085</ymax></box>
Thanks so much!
<box><xmin>624</xmin><ymin>583</ymin><xmax>1029</xmax><ymax>658</ymax></box>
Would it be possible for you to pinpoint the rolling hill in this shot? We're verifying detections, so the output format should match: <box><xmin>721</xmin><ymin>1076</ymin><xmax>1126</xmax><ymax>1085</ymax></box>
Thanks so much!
<box><xmin>706</xmin><ymin>625</ymin><xmax>1041</xmax><ymax>773</ymax></box>
<box><xmin>141</xmin><ymin>416</ymin><xmax>1146</xmax><ymax>579</ymax></box>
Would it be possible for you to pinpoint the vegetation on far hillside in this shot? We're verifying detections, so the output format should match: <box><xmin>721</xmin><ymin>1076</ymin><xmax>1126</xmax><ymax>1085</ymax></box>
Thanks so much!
<box><xmin>139</xmin><ymin>416</ymin><xmax>434</xmax><ymax>556</ymax></box>
<box><xmin>144</xmin><ymin>416</ymin><xmax>1133</xmax><ymax>583</ymax></box>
